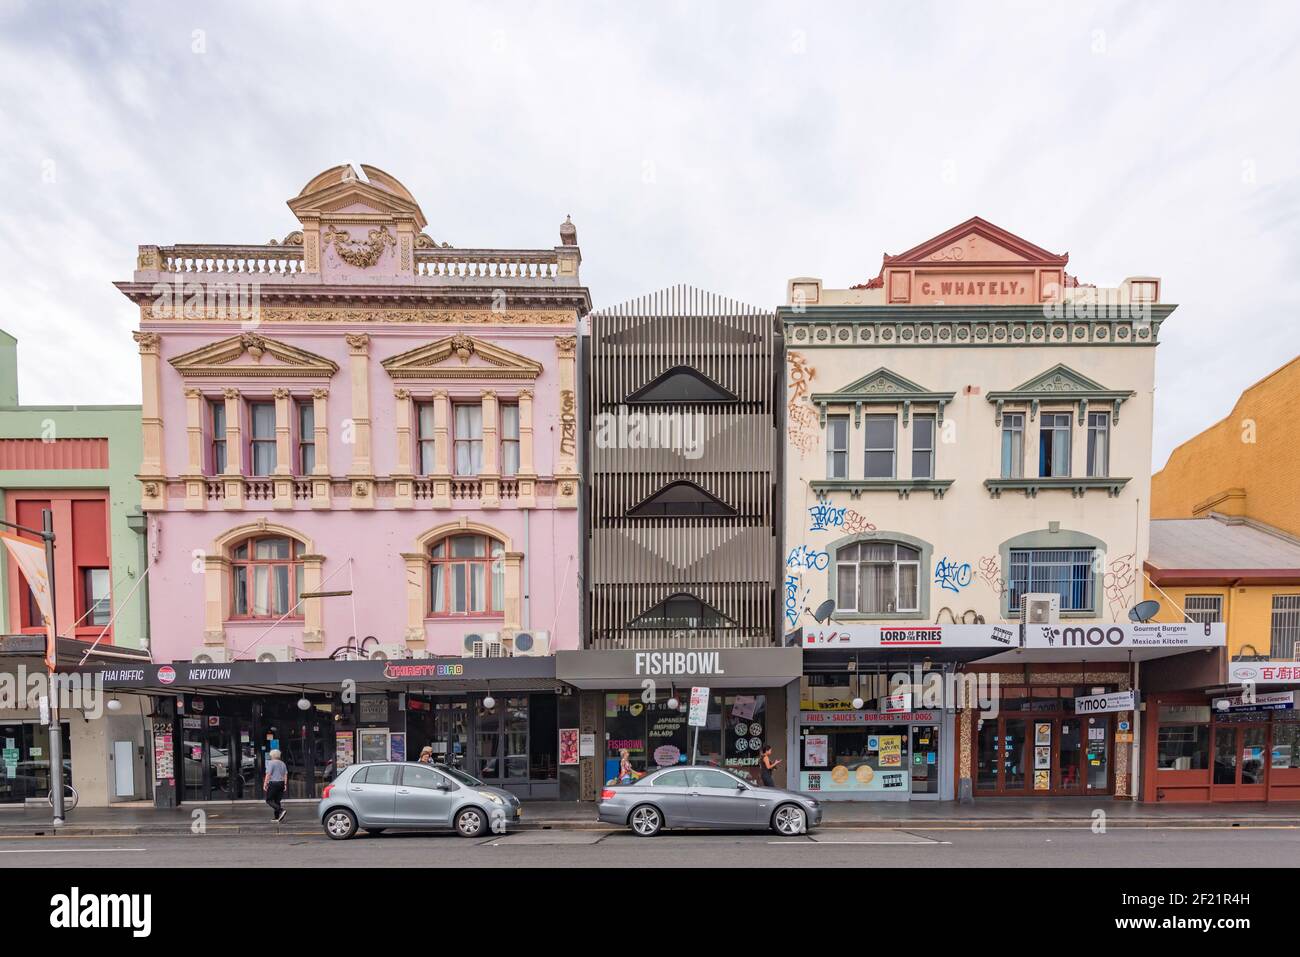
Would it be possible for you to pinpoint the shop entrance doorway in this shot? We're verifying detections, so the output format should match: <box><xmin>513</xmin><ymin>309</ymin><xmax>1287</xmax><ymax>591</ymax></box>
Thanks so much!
<box><xmin>1211</xmin><ymin>723</ymin><xmax>1269</xmax><ymax>801</ymax></box>
<box><xmin>181</xmin><ymin>716</ymin><xmax>256</xmax><ymax>802</ymax></box>
<box><xmin>975</xmin><ymin>714</ymin><xmax>1113</xmax><ymax>796</ymax></box>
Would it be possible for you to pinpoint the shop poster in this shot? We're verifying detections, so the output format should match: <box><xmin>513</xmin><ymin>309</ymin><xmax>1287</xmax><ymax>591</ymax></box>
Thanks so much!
<box><xmin>579</xmin><ymin>733</ymin><xmax>596</xmax><ymax>758</ymax></box>
<box><xmin>559</xmin><ymin>728</ymin><xmax>580</xmax><ymax>766</ymax></box>
<box><xmin>1033</xmin><ymin>770</ymin><xmax>1050</xmax><ymax>790</ymax></box>
<box><xmin>335</xmin><ymin>731</ymin><xmax>354</xmax><ymax>772</ymax></box>
<box><xmin>804</xmin><ymin>734</ymin><xmax>829</xmax><ymax>767</ymax></box>
<box><xmin>390</xmin><ymin>732</ymin><xmax>406</xmax><ymax>763</ymax></box>
<box><xmin>1034</xmin><ymin>723</ymin><xmax>1051</xmax><ymax>747</ymax></box>
<box><xmin>801</xmin><ymin>766</ymin><xmax>909</xmax><ymax>793</ymax></box>
<box><xmin>878</xmin><ymin>736</ymin><xmax>902</xmax><ymax>767</ymax></box>
<box><xmin>1034</xmin><ymin>746</ymin><xmax>1051</xmax><ymax>770</ymax></box>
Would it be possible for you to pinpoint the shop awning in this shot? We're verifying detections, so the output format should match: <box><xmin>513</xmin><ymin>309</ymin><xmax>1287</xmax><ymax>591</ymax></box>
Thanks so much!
<box><xmin>977</xmin><ymin>622</ymin><xmax>1225</xmax><ymax>664</ymax></box>
<box><xmin>555</xmin><ymin>646</ymin><xmax>803</xmax><ymax>690</ymax></box>
<box><xmin>78</xmin><ymin>655</ymin><xmax>560</xmax><ymax>696</ymax></box>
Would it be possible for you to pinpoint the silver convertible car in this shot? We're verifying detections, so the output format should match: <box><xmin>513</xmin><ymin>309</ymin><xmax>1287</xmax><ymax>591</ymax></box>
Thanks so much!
<box><xmin>598</xmin><ymin>765</ymin><xmax>822</xmax><ymax>836</ymax></box>
<box><xmin>318</xmin><ymin>762</ymin><xmax>521</xmax><ymax>840</ymax></box>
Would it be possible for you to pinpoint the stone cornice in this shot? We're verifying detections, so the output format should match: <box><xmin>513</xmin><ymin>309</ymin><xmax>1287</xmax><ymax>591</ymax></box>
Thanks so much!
<box><xmin>780</xmin><ymin>303</ymin><xmax>1173</xmax><ymax>348</ymax></box>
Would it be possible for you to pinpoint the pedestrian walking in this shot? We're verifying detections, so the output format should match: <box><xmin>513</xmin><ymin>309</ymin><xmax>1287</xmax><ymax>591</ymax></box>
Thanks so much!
<box><xmin>759</xmin><ymin>745</ymin><xmax>780</xmax><ymax>788</ymax></box>
<box><xmin>264</xmin><ymin>749</ymin><xmax>288</xmax><ymax>822</ymax></box>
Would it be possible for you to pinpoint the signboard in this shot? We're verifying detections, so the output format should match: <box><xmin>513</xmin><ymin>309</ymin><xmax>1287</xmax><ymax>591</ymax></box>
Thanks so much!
<box><xmin>799</xmin><ymin>710</ymin><xmax>939</xmax><ymax>725</ymax></box>
<box><xmin>687</xmin><ymin>687</ymin><xmax>710</xmax><ymax>728</ymax></box>
<box><xmin>335</xmin><ymin>731</ymin><xmax>354</xmax><ymax>772</ymax></box>
<box><xmin>803</xmin><ymin>623</ymin><xmax>1018</xmax><ymax>649</ymax></box>
<box><xmin>1</xmin><ymin>531</ymin><xmax>57</xmax><ymax>670</ymax></box>
<box><xmin>801</xmin><ymin>767</ymin><xmax>909</xmax><ymax>793</ymax></box>
<box><xmin>559</xmin><ymin>728</ymin><xmax>580</xmax><ymax>766</ymax></box>
<box><xmin>1212</xmin><ymin>691</ymin><xmax>1295</xmax><ymax>713</ymax></box>
<box><xmin>1228</xmin><ymin>662</ymin><xmax>1300</xmax><ymax>686</ymax></box>
<box><xmin>1075</xmin><ymin>690</ymin><xmax>1137</xmax><ymax>715</ymax></box>
<box><xmin>881</xmin><ymin>692</ymin><xmax>912</xmax><ymax>714</ymax></box>
<box><xmin>804</xmin><ymin>734</ymin><xmax>829</xmax><ymax>767</ymax></box>
<box><xmin>878</xmin><ymin>736</ymin><xmax>902</xmax><ymax>767</ymax></box>
<box><xmin>359</xmin><ymin>694</ymin><xmax>389</xmax><ymax>723</ymax></box>
<box><xmin>579</xmin><ymin>733</ymin><xmax>596</xmax><ymax>758</ymax></box>
<box><xmin>1026</xmin><ymin>622</ymin><xmax>1225</xmax><ymax>650</ymax></box>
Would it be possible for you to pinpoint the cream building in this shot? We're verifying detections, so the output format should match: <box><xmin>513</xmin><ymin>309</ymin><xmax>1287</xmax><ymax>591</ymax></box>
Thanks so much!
<box><xmin>780</xmin><ymin>218</ymin><xmax>1191</xmax><ymax>803</ymax></box>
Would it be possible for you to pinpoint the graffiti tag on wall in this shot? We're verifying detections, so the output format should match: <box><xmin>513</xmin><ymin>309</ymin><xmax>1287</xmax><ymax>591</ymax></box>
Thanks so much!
<box><xmin>786</xmin><ymin>351</ymin><xmax>819</xmax><ymax>457</ymax></box>
<box><xmin>1103</xmin><ymin>553</ymin><xmax>1137</xmax><ymax>620</ymax></box>
<box><xmin>934</xmin><ymin>556</ymin><xmax>973</xmax><ymax>593</ymax></box>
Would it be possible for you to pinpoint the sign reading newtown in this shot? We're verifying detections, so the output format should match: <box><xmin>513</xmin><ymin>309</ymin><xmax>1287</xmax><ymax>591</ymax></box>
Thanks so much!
<box><xmin>1026</xmin><ymin>622</ymin><xmax>1224</xmax><ymax>650</ymax></box>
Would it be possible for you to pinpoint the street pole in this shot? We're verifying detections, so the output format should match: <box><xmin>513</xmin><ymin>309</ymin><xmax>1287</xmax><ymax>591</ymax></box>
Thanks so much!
<box><xmin>43</xmin><ymin>508</ymin><xmax>66</xmax><ymax>827</ymax></box>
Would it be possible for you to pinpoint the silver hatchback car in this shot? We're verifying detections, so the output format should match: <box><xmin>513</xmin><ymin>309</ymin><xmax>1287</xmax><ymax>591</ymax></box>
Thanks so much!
<box><xmin>319</xmin><ymin>762</ymin><xmax>522</xmax><ymax>840</ymax></box>
<box><xmin>598</xmin><ymin>765</ymin><xmax>822</xmax><ymax>836</ymax></box>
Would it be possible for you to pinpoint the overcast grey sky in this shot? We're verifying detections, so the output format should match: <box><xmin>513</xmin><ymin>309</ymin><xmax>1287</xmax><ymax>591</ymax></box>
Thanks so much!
<box><xmin>2</xmin><ymin>0</ymin><xmax>1297</xmax><ymax>467</ymax></box>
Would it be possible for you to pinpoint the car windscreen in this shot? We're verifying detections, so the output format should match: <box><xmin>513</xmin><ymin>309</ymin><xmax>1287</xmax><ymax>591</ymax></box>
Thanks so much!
<box><xmin>436</xmin><ymin>764</ymin><xmax>483</xmax><ymax>787</ymax></box>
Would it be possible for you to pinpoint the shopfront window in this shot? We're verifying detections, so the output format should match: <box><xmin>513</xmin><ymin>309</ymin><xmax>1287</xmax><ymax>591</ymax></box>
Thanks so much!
<box><xmin>604</xmin><ymin>692</ymin><xmax>767</xmax><ymax>784</ymax></box>
<box><xmin>1156</xmin><ymin>705</ymin><xmax>1211</xmax><ymax>771</ymax></box>
<box><xmin>799</xmin><ymin>725</ymin><xmax>910</xmax><ymax>795</ymax></box>
<box><xmin>1273</xmin><ymin>718</ymin><xmax>1300</xmax><ymax>770</ymax></box>
<box><xmin>0</xmin><ymin>723</ymin><xmax>72</xmax><ymax>804</ymax></box>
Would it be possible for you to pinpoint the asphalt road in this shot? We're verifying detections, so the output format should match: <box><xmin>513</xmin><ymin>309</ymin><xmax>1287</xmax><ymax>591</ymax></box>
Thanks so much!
<box><xmin>1</xmin><ymin>826</ymin><xmax>1297</xmax><ymax>867</ymax></box>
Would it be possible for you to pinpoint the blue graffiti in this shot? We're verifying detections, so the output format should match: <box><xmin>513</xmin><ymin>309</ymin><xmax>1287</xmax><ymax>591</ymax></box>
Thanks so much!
<box><xmin>934</xmin><ymin>556</ymin><xmax>973</xmax><ymax>593</ymax></box>
<box><xmin>808</xmin><ymin>504</ymin><xmax>846</xmax><ymax>532</ymax></box>
<box><xmin>786</xmin><ymin>545</ymin><xmax>830</xmax><ymax>571</ymax></box>
<box><xmin>784</xmin><ymin>574</ymin><xmax>808</xmax><ymax>627</ymax></box>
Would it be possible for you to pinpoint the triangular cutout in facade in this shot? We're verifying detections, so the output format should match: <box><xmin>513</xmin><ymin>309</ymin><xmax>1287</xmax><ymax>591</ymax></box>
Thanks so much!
<box><xmin>628</xmin><ymin>480</ymin><xmax>737</xmax><ymax>517</ymax></box>
<box><xmin>627</xmin><ymin>366</ymin><xmax>736</xmax><ymax>404</ymax></box>
<box><xmin>629</xmin><ymin>592</ymin><xmax>735</xmax><ymax>630</ymax></box>
<box><xmin>382</xmin><ymin>335</ymin><xmax>543</xmax><ymax>381</ymax></box>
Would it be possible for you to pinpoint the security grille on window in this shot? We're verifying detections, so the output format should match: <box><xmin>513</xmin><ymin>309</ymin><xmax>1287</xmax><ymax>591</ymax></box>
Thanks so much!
<box><xmin>826</xmin><ymin>415</ymin><xmax>849</xmax><ymax>479</ymax></box>
<box><xmin>835</xmin><ymin>541</ymin><xmax>920</xmax><ymax>614</ymax></box>
<box><xmin>1184</xmin><ymin>594</ymin><xmax>1223</xmax><ymax>625</ymax></box>
<box><xmin>1008</xmin><ymin>548</ymin><xmax>1095</xmax><ymax>613</ymax></box>
<box><xmin>864</xmin><ymin>415</ymin><xmax>896</xmax><ymax>479</ymax></box>
<box><xmin>1271</xmin><ymin>595</ymin><xmax>1300</xmax><ymax>659</ymax></box>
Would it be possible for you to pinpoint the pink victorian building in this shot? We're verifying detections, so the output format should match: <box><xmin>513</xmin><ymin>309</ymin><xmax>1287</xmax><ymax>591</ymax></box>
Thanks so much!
<box><xmin>111</xmin><ymin>165</ymin><xmax>589</xmax><ymax>804</ymax></box>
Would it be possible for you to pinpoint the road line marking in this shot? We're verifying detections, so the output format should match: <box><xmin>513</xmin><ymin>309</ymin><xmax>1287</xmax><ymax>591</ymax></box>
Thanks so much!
<box><xmin>769</xmin><ymin>840</ymin><xmax>951</xmax><ymax>846</ymax></box>
<box><xmin>0</xmin><ymin>847</ymin><xmax>148</xmax><ymax>854</ymax></box>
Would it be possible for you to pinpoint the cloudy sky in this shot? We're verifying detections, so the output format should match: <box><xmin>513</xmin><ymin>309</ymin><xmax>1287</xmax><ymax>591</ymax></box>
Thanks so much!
<box><xmin>2</xmin><ymin>0</ymin><xmax>1297</xmax><ymax>466</ymax></box>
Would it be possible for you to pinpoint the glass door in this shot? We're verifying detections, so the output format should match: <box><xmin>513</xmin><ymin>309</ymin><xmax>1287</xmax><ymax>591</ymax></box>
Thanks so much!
<box><xmin>910</xmin><ymin>724</ymin><xmax>940</xmax><ymax>796</ymax></box>
<box><xmin>1058</xmin><ymin>719</ymin><xmax>1084</xmax><ymax>793</ymax></box>
<box><xmin>1213</xmin><ymin>723</ymin><xmax>1269</xmax><ymax>800</ymax></box>
<box><xmin>1002</xmin><ymin>718</ymin><xmax>1027</xmax><ymax>793</ymax></box>
<box><xmin>437</xmin><ymin>699</ymin><xmax>469</xmax><ymax>770</ymax></box>
<box><xmin>1084</xmin><ymin>715</ymin><xmax>1112</xmax><ymax>792</ymax></box>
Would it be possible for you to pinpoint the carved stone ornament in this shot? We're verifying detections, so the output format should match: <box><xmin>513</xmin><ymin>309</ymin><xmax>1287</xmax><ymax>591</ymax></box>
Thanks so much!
<box><xmin>311</xmin><ymin>388</ymin><xmax>329</xmax><ymax>400</ymax></box>
<box><xmin>222</xmin><ymin>387</ymin><xmax>240</xmax><ymax>400</ymax></box>
<box><xmin>345</xmin><ymin>333</ymin><xmax>370</xmax><ymax>353</ymax></box>
<box><xmin>451</xmin><ymin>334</ymin><xmax>474</xmax><ymax>363</ymax></box>
<box><xmin>324</xmin><ymin>225</ymin><xmax>396</xmax><ymax>268</ymax></box>
<box><xmin>267</xmin><ymin>230</ymin><xmax>304</xmax><ymax>246</ymax></box>
<box><xmin>555</xmin><ymin>335</ymin><xmax>577</xmax><ymax>355</ymax></box>
<box><xmin>414</xmin><ymin>233</ymin><xmax>452</xmax><ymax>249</ymax></box>
<box><xmin>240</xmin><ymin>333</ymin><xmax>267</xmax><ymax>361</ymax></box>
<box><xmin>133</xmin><ymin>330</ymin><xmax>161</xmax><ymax>353</ymax></box>
<box><xmin>273</xmin><ymin>387</ymin><xmax>291</xmax><ymax>400</ymax></box>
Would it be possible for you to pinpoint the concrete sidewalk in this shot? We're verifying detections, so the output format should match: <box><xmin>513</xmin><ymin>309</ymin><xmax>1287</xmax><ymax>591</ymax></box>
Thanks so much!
<box><xmin>2</xmin><ymin>796</ymin><xmax>1297</xmax><ymax>836</ymax></box>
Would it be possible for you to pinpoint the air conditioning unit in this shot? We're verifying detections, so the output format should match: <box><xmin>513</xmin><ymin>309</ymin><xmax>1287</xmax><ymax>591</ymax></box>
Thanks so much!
<box><xmin>1021</xmin><ymin>593</ymin><xmax>1061</xmax><ymax>625</ymax></box>
<box><xmin>254</xmin><ymin>645</ymin><xmax>293</xmax><ymax>664</ymax></box>
<box><xmin>192</xmin><ymin>648</ymin><xmax>231</xmax><ymax>664</ymax></box>
<box><xmin>368</xmin><ymin>643</ymin><xmax>409</xmax><ymax>661</ymax></box>
<box><xmin>508</xmin><ymin>630</ymin><xmax>551</xmax><ymax>658</ymax></box>
<box><xmin>471</xmin><ymin>633</ymin><xmax>502</xmax><ymax>658</ymax></box>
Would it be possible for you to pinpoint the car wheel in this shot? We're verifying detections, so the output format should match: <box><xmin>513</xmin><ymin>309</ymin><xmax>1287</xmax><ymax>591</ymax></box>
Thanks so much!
<box><xmin>364</xmin><ymin>828</ymin><xmax>386</xmax><ymax>836</ymax></box>
<box><xmin>629</xmin><ymin>804</ymin><xmax>662</xmax><ymax>837</ymax></box>
<box><xmin>455</xmin><ymin>807</ymin><xmax>486</xmax><ymax>838</ymax></box>
<box><xmin>323</xmin><ymin>808</ymin><xmax>357</xmax><ymax>841</ymax></box>
<box><xmin>772</xmin><ymin>804</ymin><xmax>807</xmax><ymax>836</ymax></box>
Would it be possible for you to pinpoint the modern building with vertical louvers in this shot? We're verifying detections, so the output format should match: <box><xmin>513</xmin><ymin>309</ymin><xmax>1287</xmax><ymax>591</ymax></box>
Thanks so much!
<box><xmin>557</xmin><ymin>285</ymin><xmax>802</xmax><ymax>800</ymax></box>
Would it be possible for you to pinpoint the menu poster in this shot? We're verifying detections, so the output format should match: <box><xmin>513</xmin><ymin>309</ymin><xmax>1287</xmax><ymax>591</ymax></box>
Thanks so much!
<box><xmin>335</xmin><ymin>731</ymin><xmax>355</xmax><ymax>772</ymax></box>
<box><xmin>153</xmin><ymin>731</ymin><xmax>174</xmax><ymax>782</ymax></box>
<box><xmin>1033</xmin><ymin>770</ymin><xmax>1050</xmax><ymax>790</ymax></box>
<box><xmin>559</xmin><ymin>728</ymin><xmax>580</xmax><ymax>766</ymax></box>
<box><xmin>1034</xmin><ymin>723</ymin><xmax>1051</xmax><ymax>747</ymax></box>
<box><xmin>878</xmin><ymin>736</ymin><xmax>902</xmax><ymax>767</ymax></box>
<box><xmin>1034</xmin><ymin>746</ymin><xmax>1051</xmax><ymax>770</ymax></box>
<box><xmin>804</xmin><ymin>734</ymin><xmax>829</xmax><ymax>767</ymax></box>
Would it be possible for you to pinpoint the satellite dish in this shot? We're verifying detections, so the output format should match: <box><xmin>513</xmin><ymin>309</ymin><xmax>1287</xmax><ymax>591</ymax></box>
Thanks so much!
<box><xmin>812</xmin><ymin>599</ymin><xmax>835</xmax><ymax>624</ymax></box>
<box><xmin>1128</xmin><ymin>600</ymin><xmax>1161</xmax><ymax>623</ymax></box>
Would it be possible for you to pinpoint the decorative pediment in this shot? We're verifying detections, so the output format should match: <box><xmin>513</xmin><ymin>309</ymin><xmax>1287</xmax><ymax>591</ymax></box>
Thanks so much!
<box><xmin>381</xmin><ymin>335</ymin><xmax>542</xmax><ymax>381</ymax></box>
<box><xmin>883</xmin><ymin>216</ymin><xmax>1068</xmax><ymax>267</ymax></box>
<box><xmin>287</xmin><ymin>164</ymin><xmax>427</xmax><ymax>230</ymax></box>
<box><xmin>810</xmin><ymin>368</ymin><xmax>955</xmax><ymax>426</ymax></box>
<box><xmin>987</xmin><ymin>364</ymin><xmax>1135</xmax><ymax>423</ymax></box>
<box><xmin>168</xmin><ymin>334</ymin><xmax>339</xmax><ymax>379</ymax></box>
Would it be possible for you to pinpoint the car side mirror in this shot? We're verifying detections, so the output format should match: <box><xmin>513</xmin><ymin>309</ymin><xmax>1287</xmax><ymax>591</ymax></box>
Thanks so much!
<box><xmin>735</xmin><ymin>782</ymin><xmax>747</xmax><ymax>790</ymax></box>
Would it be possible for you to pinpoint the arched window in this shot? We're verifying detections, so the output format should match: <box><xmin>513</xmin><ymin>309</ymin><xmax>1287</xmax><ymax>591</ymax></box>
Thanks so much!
<box><xmin>630</xmin><ymin>593</ymin><xmax>731</xmax><ymax>630</ymax></box>
<box><xmin>230</xmin><ymin>536</ymin><xmax>304</xmax><ymax>619</ymax></box>
<box><xmin>428</xmin><ymin>533</ymin><xmax>504</xmax><ymax>617</ymax></box>
<box><xmin>628</xmin><ymin>481</ymin><xmax>736</xmax><ymax>517</ymax></box>
<box><xmin>835</xmin><ymin>541</ymin><xmax>920</xmax><ymax>614</ymax></box>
